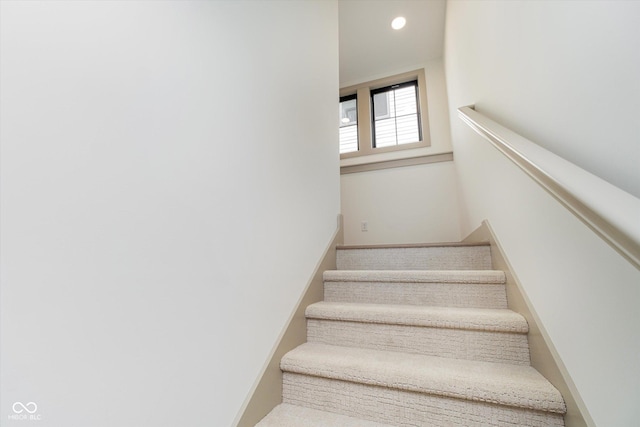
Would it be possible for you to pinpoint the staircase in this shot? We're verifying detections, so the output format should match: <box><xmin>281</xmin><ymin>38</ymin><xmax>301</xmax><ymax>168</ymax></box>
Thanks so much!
<box><xmin>256</xmin><ymin>243</ymin><xmax>566</xmax><ymax>426</ymax></box>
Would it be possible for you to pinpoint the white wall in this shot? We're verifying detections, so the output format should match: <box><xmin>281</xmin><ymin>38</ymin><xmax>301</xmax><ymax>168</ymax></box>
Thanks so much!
<box><xmin>0</xmin><ymin>2</ymin><xmax>339</xmax><ymax>426</ymax></box>
<box><xmin>341</xmin><ymin>162</ymin><xmax>460</xmax><ymax>245</ymax></box>
<box><xmin>445</xmin><ymin>1</ymin><xmax>640</xmax><ymax>425</ymax></box>
<box><xmin>341</xmin><ymin>59</ymin><xmax>461</xmax><ymax>245</ymax></box>
<box><xmin>446</xmin><ymin>0</ymin><xmax>640</xmax><ymax>199</ymax></box>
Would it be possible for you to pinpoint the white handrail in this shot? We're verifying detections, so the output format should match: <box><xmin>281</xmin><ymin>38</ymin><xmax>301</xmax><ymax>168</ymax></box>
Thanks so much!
<box><xmin>458</xmin><ymin>105</ymin><xmax>640</xmax><ymax>271</ymax></box>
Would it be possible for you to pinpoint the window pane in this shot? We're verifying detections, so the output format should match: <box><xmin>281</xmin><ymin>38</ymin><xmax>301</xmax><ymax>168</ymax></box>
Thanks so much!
<box><xmin>339</xmin><ymin>126</ymin><xmax>358</xmax><ymax>153</ymax></box>
<box><xmin>394</xmin><ymin>86</ymin><xmax>417</xmax><ymax>116</ymax></box>
<box><xmin>339</xmin><ymin>98</ymin><xmax>357</xmax><ymax>126</ymax></box>
<box><xmin>374</xmin><ymin>118</ymin><xmax>397</xmax><ymax>148</ymax></box>
<box><xmin>373</xmin><ymin>93</ymin><xmax>389</xmax><ymax>119</ymax></box>
<box><xmin>339</xmin><ymin>96</ymin><xmax>358</xmax><ymax>154</ymax></box>
<box><xmin>395</xmin><ymin>114</ymin><xmax>420</xmax><ymax>144</ymax></box>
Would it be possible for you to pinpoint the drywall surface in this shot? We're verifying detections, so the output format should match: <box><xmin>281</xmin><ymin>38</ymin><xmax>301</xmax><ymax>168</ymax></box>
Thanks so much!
<box><xmin>0</xmin><ymin>2</ymin><xmax>339</xmax><ymax>427</ymax></box>
<box><xmin>338</xmin><ymin>0</ymin><xmax>446</xmax><ymax>87</ymax></box>
<box><xmin>445</xmin><ymin>1</ymin><xmax>640</xmax><ymax>425</ymax></box>
<box><xmin>341</xmin><ymin>161</ymin><xmax>460</xmax><ymax>245</ymax></box>
<box><xmin>423</xmin><ymin>59</ymin><xmax>454</xmax><ymax>156</ymax></box>
<box><xmin>340</xmin><ymin>59</ymin><xmax>460</xmax><ymax>245</ymax></box>
<box><xmin>446</xmin><ymin>0</ymin><xmax>640</xmax><ymax>199</ymax></box>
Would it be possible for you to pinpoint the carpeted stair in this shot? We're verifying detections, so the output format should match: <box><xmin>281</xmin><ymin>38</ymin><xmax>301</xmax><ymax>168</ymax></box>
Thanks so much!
<box><xmin>256</xmin><ymin>243</ymin><xmax>566</xmax><ymax>426</ymax></box>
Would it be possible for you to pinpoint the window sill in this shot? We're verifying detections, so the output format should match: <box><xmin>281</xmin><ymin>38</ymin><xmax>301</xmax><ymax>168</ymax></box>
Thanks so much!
<box><xmin>340</xmin><ymin>148</ymin><xmax>453</xmax><ymax>175</ymax></box>
<box><xmin>340</xmin><ymin>139</ymin><xmax>429</xmax><ymax>160</ymax></box>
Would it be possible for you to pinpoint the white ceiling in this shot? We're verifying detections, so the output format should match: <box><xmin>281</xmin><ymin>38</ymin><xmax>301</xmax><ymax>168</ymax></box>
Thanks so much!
<box><xmin>339</xmin><ymin>0</ymin><xmax>446</xmax><ymax>87</ymax></box>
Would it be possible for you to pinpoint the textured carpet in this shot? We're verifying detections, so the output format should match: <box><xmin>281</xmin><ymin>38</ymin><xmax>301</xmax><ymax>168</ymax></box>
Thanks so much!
<box><xmin>323</xmin><ymin>269</ymin><xmax>506</xmax><ymax>283</ymax></box>
<box><xmin>323</xmin><ymin>270</ymin><xmax>508</xmax><ymax>308</ymax></box>
<box><xmin>282</xmin><ymin>373</ymin><xmax>565</xmax><ymax>427</ymax></box>
<box><xmin>336</xmin><ymin>245</ymin><xmax>492</xmax><ymax>270</ymax></box>
<box><xmin>255</xmin><ymin>244</ymin><xmax>565</xmax><ymax>426</ymax></box>
<box><xmin>306</xmin><ymin>301</ymin><xmax>527</xmax><ymax>331</ymax></box>
<box><xmin>255</xmin><ymin>403</ymin><xmax>396</xmax><ymax>427</ymax></box>
<box><xmin>281</xmin><ymin>343</ymin><xmax>564</xmax><ymax>413</ymax></box>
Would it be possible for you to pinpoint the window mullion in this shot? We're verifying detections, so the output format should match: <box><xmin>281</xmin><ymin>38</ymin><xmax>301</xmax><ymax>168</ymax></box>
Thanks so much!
<box><xmin>393</xmin><ymin>89</ymin><xmax>398</xmax><ymax>147</ymax></box>
<box><xmin>356</xmin><ymin>87</ymin><xmax>373</xmax><ymax>156</ymax></box>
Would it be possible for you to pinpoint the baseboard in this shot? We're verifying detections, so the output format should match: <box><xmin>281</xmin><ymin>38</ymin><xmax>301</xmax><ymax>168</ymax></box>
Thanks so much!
<box><xmin>233</xmin><ymin>214</ymin><xmax>344</xmax><ymax>427</ymax></box>
<box><xmin>463</xmin><ymin>220</ymin><xmax>594</xmax><ymax>427</ymax></box>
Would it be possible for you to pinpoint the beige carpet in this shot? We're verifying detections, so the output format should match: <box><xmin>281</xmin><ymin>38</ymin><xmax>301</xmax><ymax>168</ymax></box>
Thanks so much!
<box><xmin>323</xmin><ymin>269</ymin><xmax>508</xmax><ymax>308</ymax></box>
<box><xmin>306</xmin><ymin>302</ymin><xmax>531</xmax><ymax>364</ymax></box>
<box><xmin>256</xmin><ymin>244</ymin><xmax>566</xmax><ymax>426</ymax></box>
<box><xmin>336</xmin><ymin>245</ymin><xmax>492</xmax><ymax>270</ymax></box>
<box><xmin>255</xmin><ymin>403</ymin><xmax>395</xmax><ymax>427</ymax></box>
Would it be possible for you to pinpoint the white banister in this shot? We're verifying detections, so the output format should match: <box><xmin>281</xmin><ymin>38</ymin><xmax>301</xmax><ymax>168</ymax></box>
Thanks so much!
<box><xmin>458</xmin><ymin>105</ymin><xmax>640</xmax><ymax>271</ymax></box>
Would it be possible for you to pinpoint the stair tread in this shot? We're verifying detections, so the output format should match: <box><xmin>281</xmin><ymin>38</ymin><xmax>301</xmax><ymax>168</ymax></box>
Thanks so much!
<box><xmin>306</xmin><ymin>302</ymin><xmax>528</xmax><ymax>333</ymax></box>
<box><xmin>281</xmin><ymin>343</ymin><xmax>566</xmax><ymax>414</ymax></box>
<box><xmin>337</xmin><ymin>242</ymin><xmax>490</xmax><ymax>250</ymax></box>
<box><xmin>256</xmin><ymin>403</ymin><xmax>395</xmax><ymax>427</ymax></box>
<box><xmin>324</xmin><ymin>269</ymin><xmax>506</xmax><ymax>283</ymax></box>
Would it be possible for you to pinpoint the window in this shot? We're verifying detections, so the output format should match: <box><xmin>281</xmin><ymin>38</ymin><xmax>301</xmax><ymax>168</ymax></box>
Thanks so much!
<box><xmin>372</xmin><ymin>81</ymin><xmax>421</xmax><ymax>148</ymax></box>
<box><xmin>338</xmin><ymin>69</ymin><xmax>430</xmax><ymax>159</ymax></box>
<box><xmin>339</xmin><ymin>95</ymin><xmax>358</xmax><ymax>154</ymax></box>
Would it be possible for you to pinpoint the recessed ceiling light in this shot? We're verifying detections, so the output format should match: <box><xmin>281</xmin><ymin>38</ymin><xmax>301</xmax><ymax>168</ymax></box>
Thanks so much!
<box><xmin>391</xmin><ymin>16</ymin><xmax>406</xmax><ymax>30</ymax></box>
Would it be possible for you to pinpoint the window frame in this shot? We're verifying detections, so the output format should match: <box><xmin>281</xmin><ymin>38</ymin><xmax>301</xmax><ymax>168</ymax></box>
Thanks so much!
<box><xmin>370</xmin><ymin>80</ymin><xmax>422</xmax><ymax>149</ymax></box>
<box><xmin>339</xmin><ymin>69</ymin><xmax>430</xmax><ymax>159</ymax></box>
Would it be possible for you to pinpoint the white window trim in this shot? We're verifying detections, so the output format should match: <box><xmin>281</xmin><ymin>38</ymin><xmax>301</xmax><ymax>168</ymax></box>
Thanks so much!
<box><xmin>339</xmin><ymin>69</ymin><xmax>431</xmax><ymax>160</ymax></box>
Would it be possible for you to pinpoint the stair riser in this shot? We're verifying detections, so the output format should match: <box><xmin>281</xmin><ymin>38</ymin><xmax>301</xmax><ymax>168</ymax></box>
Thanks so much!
<box><xmin>324</xmin><ymin>282</ymin><xmax>507</xmax><ymax>308</ymax></box>
<box><xmin>256</xmin><ymin>403</ymin><xmax>396</xmax><ymax>427</ymax></box>
<box><xmin>337</xmin><ymin>246</ymin><xmax>492</xmax><ymax>270</ymax></box>
<box><xmin>283</xmin><ymin>373</ymin><xmax>564</xmax><ymax>427</ymax></box>
<box><xmin>307</xmin><ymin>319</ymin><xmax>530</xmax><ymax>365</ymax></box>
